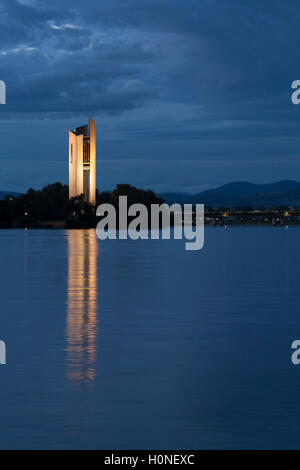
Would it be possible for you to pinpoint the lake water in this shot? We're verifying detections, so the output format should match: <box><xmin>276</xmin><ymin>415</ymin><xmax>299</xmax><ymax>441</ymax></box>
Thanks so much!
<box><xmin>0</xmin><ymin>227</ymin><xmax>300</xmax><ymax>449</ymax></box>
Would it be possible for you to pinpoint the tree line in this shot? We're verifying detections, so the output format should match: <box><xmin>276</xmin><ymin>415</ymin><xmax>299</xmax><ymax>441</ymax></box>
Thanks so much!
<box><xmin>0</xmin><ymin>182</ymin><xmax>164</xmax><ymax>228</ymax></box>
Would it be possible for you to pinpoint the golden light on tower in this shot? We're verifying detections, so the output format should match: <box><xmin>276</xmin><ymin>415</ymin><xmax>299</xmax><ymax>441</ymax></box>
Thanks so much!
<box><xmin>69</xmin><ymin>117</ymin><xmax>96</xmax><ymax>206</ymax></box>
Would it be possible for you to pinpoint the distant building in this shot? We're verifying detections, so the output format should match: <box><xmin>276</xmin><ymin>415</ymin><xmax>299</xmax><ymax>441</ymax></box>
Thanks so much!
<box><xmin>69</xmin><ymin>118</ymin><xmax>96</xmax><ymax>205</ymax></box>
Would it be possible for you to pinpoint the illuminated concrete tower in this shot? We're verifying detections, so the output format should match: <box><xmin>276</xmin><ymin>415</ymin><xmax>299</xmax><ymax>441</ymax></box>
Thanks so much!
<box><xmin>69</xmin><ymin>118</ymin><xmax>96</xmax><ymax>205</ymax></box>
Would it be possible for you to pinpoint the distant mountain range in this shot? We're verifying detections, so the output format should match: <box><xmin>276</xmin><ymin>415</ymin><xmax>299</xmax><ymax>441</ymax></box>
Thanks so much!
<box><xmin>160</xmin><ymin>180</ymin><xmax>300</xmax><ymax>207</ymax></box>
<box><xmin>3</xmin><ymin>181</ymin><xmax>300</xmax><ymax>207</ymax></box>
<box><xmin>0</xmin><ymin>191</ymin><xmax>20</xmax><ymax>199</ymax></box>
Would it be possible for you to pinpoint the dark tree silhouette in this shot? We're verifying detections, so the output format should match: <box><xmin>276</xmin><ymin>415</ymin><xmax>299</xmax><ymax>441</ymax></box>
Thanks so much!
<box><xmin>0</xmin><ymin>182</ymin><xmax>164</xmax><ymax>228</ymax></box>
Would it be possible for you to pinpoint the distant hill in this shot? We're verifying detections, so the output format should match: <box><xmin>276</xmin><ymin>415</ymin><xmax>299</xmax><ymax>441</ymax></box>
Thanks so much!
<box><xmin>4</xmin><ymin>181</ymin><xmax>300</xmax><ymax>207</ymax></box>
<box><xmin>0</xmin><ymin>191</ymin><xmax>20</xmax><ymax>200</ymax></box>
<box><xmin>160</xmin><ymin>180</ymin><xmax>300</xmax><ymax>207</ymax></box>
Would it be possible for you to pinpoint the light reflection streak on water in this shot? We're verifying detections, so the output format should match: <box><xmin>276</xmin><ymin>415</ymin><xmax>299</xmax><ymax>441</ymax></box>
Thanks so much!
<box><xmin>66</xmin><ymin>230</ymin><xmax>98</xmax><ymax>385</ymax></box>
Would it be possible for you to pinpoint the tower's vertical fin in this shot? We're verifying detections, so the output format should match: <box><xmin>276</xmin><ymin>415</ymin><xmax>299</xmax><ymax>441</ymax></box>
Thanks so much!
<box><xmin>76</xmin><ymin>133</ymin><xmax>84</xmax><ymax>197</ymax></box>
<box><xmin>69</xmin><ymin>130</ymin><xmax>77</xmax><ymax>199</ymax></box>
<box><xmin>89</xmin><ymin>117</ymin><xmax>96</xmax><ymax>206</ymax></box>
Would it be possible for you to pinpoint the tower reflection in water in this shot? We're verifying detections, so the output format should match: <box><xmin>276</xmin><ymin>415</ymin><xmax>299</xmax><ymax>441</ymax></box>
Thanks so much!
<box><xmin>66</xmin><ymin>230</ymin><xmax>98</xmax><ymax>385</ymax></box>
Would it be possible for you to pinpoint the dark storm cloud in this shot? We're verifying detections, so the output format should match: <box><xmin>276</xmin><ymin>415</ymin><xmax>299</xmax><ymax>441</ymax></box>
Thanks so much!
<box><xmin>1</xmin><ymin>0</ymin><xmax>299</xmax><ymax>125</ymax></box>
<box><xmin>0</xmin><ymin>0</ymin><xmax>162</xmax><ymax>117</ymax></box>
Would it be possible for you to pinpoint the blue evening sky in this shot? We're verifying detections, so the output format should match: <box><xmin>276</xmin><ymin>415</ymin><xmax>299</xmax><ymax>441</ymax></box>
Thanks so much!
<box><xmin>0</xmin><ymin>0</ymin><xmax>300</xmax><ymax>193</ymax></box>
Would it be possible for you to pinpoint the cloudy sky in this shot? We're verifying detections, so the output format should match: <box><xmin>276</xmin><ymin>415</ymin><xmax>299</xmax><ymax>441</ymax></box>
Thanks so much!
<box><xmin>0</xmin><ymin>0</ymin><xmax>300</xmax><ymax>193</ymax></box>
